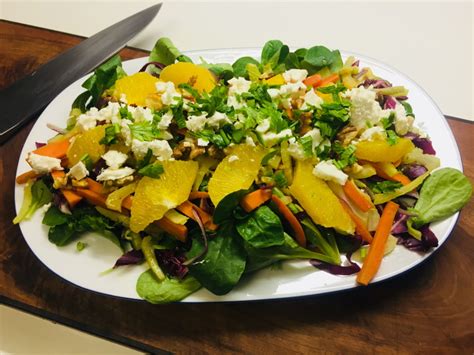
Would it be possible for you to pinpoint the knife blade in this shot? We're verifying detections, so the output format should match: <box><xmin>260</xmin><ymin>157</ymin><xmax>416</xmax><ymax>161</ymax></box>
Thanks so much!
<box><xmin>0</xmin><ymin>3</ymin><xmax>161</xmax><ymax>144</ymax></box>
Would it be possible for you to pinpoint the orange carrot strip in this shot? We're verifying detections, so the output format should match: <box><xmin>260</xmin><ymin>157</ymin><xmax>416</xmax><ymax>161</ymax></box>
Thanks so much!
<box><xmin>61</xmin><ymin>189</ymin><xmax>83</xmax><ymax>208</ymax></box>
<box><xmin>356</xmin><ymin>201</ymin><xmax>399</xmax><ymax>285</ymax></box>
<box><xmin>51</xmin><ymin>170</ymin><xmax>65</xmax><ymax>179</ymax></box>
<box><xmin>74</xmin><ymin>188</ymin><xmax>107</xmax><ymax>208</ymax></box>
<box><xmin>393</xmin><ymin>159</ymin><xmax>402</xmax><ymax>167</ymax></box>
<box><xmin>343</xmin><ymin>180</ymin><xmax>373</xmax><ymax>212</ymax></box>
<box><xmin>32</xmin><ymin>138</ymin><xmax>70</xmax><ymax>158</ymax></box>
<box><xmin>122</xmin><ymin>195</ymin><xmax>133</xmax><ymax>210</ymax></box>
<box><xmin>391</xmin><ymin>173</ymin><xmax>411</xmax><ymax>186</ymax></box>
<box><xmin>188</xmin><ymin>191</ymin><xmax>210</xmax><ymax>200</ymax></box>
<box><xmin>271</xmin><ymin>195</ymin><xmax>306</xmax><ymax>247</ymax></box>
<box><xmin>16</xmin><ymin>170</ymin><xmax>40</xmax><ymax>184</ymax></box>
<box><xmin>240</xmin><ymin>189</ymin><xmax>272</xmax><ymax>213</ymax></box>
<box><xmin>154</xmin><ymin>217</ymin><xmax>188</xmax><ymax>243</ymax></box>
<box><xmin>303</xmin><ymin>74</ymin><xmax>322</xmax><ymax>87</ymax></box>
<box><xmin>85</xmin><ymin>178</ymin><xmax>105</xmax><ymax>194</ymax></box>
<box><xmin>316</xmin><ymin>73</ymin><xmax>339</xmax><ymax>88</ymax></box>
<box><xmin>176</xmin><ymin>200</ymin><xmax>218</xmax><ymax>231</ymax></box>
<box><xmin>339</xmin><ymin>199</ymin><xmax>373</xmax><ymax>244</ymax></box>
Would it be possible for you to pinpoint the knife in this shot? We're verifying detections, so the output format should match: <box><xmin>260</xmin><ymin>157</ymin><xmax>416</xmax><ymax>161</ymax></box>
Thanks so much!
<box><xmin>0</xmin><ymin>3</ymin><xmax>161</xmax><ymax>145</ymax></box>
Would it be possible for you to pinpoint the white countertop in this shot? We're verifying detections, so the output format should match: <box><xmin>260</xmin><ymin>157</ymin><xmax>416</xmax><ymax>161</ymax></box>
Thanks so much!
<box><xmin>2</xmin><ymin>0</ymin><xmax>473</xmax><ymax>120</ymax></box>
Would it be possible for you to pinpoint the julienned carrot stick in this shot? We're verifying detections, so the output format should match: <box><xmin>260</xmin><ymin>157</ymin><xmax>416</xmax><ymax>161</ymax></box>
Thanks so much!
<box><xmin>316</xmin><ymin>73</ymin><xmax>339</xmax><ymax>87</ymax></box>
<box><xmin>240</xmin><ymin>189</ymin><xmax>272</xmax><ymax>213</ymax></box>
<box><xmin>122</xmin><ymin>195</ymin><xmax>133</xmax><ymax>210</ymax></box>
<box><xmin>85</xmin><ymin>178</ymin><xmax>105</xmax><ymax>194</ymax></box>
<box><xmin>343</xmin><ymin>180</ymin><xmax>373</xmax><ymax>212</ymax></box>
<box><xmin>303</xmin><ymin>74</ymin><xmax>322</xmax><ymax>87</ymax></box>
<box><xmin>271</xmin><ymin>195</ymin><xmax>306</xmax><ymax>247</ymax></box>
<box><xmin>16</xmin><ymin>170</ymin><xmax>40</xmax><ymax>184</ymax></box>
<box><xmin>339</xmin><ymin>199</ymin><xmax>373</xmax><ymax>244</ymax></box>
<box><xmin>32</xmin><ymin>138</ymin><xmax>70</xmax><ymax>158</ymax></box>
<box><xmin>74</xmin><ymin>188</ymin><xmax>107</xmax><ymax>208</ymax></box>
<box><xmin>176</xmin><ymin>200</ymin><xmax>218</xmax><ymax>231</ymax></box>
<box><xmin>391</xmin><ymin>173</ymin><xmax>411</xmax><ymax>186</ymax></box>
<box><xmin>356</xmin><ymin>201</ymin><xmax>399</xmax><ymax>285</ymax></box>
<box><xmin>154</xmin><ymin>217</ymin><xmax>188</xmax><ymax>242</ymax></box>
<box><xmin>61</xmin><ymin>189</ymin><xmax>83</xmax><ymax>208</ymax></box>
<box><xmin>188</xmin><ymin>191</ymin><xmax>209</xmax><ymax>200</ymax></box>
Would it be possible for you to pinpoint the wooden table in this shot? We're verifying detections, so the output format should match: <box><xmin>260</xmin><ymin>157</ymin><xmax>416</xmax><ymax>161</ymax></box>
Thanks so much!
<box><xmin>1</xmin><ymin>20</ymin><xmax>473</xmax><ymax>354</ymax></box>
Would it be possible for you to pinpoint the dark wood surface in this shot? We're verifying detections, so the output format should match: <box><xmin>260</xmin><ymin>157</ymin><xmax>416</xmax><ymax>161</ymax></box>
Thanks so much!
<box><xmin>1</xmin><ymin>20</ymin><xmax>473</xmax><ymax>354</ymax></box>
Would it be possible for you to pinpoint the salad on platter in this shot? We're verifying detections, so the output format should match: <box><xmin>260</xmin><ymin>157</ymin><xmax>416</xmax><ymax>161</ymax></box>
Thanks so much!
<box><xmin>14</xmin><ymin>38</ymin><xmax>472</xmax><ymax>303</ymax></box>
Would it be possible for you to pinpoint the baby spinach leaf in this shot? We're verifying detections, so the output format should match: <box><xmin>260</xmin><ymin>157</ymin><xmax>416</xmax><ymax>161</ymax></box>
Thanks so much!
<box><xmin>136</xmin><ymin>271</ymin><xmax>201</xmax><ymax>304</ymax></box>
<box><xmin>201</xmin><ymin>62</ymin><xmax>234</xmax><ymax>81</ymax></box>
<box><xmin>213</xmin><ymin>189</ymin><xmax>249</xmax><ymax>224</ymax></box>
<box><xmin>236</xmin><ymin>206</ymin><xmax>285</xmax><ymax>248</ymax></box>
<box><xmin>232</xmin><ymin>56</ymin><xmax>260</xmax><ymax>78</ymax></box>
<box><xmin>43</xmin><ymin>205</ymin><xmax>70</xmax><ymax>226</ymax></box>
<box><xmin>187</xmin><ymin>224</ymin><xmax>247</xmax><ymax>295</ymax></box>
<box><xmin>410</xmin><ymin>168</ymin><xmax>472</xmax><ymax>227</ymax></box>
<box><xmin>303</xmin><ymin>46</ymin><xmax>334</xmax><ymax>68</ymax></box>
<box><xmin>14</xmin><ymin>179</ymin><xmax>53</xmax><ymax>224</ymax></box>
<box><xmin>149</xmin><ymin>37</ymin><xmax>182</xmax><ymax>67</ymax></box>
<box><xmin>260</xmin><ymin>40</ymin><xmax>289</xmax><ymax>72</ymax></box>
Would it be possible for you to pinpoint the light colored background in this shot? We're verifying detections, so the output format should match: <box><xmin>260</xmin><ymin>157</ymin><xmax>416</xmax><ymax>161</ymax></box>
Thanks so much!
<box><xmin>0</xmin><ymin>1</ymin><xmax>472</xmax><ymax>354</ymax></box>
<box><xmin>1</xmin><ymin>0</ymin><xmax>473</xmax><ymax>120</ymax></box>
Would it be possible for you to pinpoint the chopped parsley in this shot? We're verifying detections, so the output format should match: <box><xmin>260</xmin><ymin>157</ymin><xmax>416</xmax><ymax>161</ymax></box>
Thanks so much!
<box><xmin>138</xmin><ymin>162</ymin><xmax>164</xmax><ymax>178</ymax></box>
<box><xmin>99</xmin><ymin>123</ymin><xmax>120</xmax><ymax>145</ymax></box>
<box><xmin>367</xmin><ymin>180</ymin><xmax>403</xmax><ymax>194</ymax></box>
<box><xmin>332</xmin><ymin>142</ymin><xmax>356</xmax><ymax>169</ymax></box>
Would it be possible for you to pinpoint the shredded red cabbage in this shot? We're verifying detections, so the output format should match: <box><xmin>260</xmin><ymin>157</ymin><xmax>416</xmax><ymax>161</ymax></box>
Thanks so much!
<box><xmin>360</xmin><ymin>79</ymin><xmax>392</xmax><ymax>89</ymax></box>
<box><xmin>396</xmin><ymin>226</ymin><xmax>438</xmax><ymax>252</ymax></box>
<box><xmin>404</xmin><ymin>133</ymin><xmax>436</xmax><ymax>155</ymax></box>
<box><xmin>402</xmin><ymin>164</ymin><xmax>428</xmax><ymax>179</ymax></box>
<box><xmin>183</xmin><ymin>207</ymin><xmax>209</xmax><ymax>266</ymax></box>
<box><xmin>383</xmin><ymin>96</ymin><xmax>397</xmax><ymax>110</ymax></box>
<box><xmin>35</xmin><ymin>142</ymin><xmax>47</xmax><ymax>149</ymax></box>
<box><xmin>310</xmin><ymin>255</ymin><xmax>361</xmax><ymax>275</ymax></box>
<box><xmin>114</xmin><ymin>250</ymin><xmax>144</xmax><ymax>268</ymax></box>
<box><xmin>351</xmin><ymin>60</ymin><xmax>360</xmax><ymax>67</ymax></box>
<box><xmin>156</xmin><ymin>249</ymin><xmax>188</xmax><ymax>279</ymax></box>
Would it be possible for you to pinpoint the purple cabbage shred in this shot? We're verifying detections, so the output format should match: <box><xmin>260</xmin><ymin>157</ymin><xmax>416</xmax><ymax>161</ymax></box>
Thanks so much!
<box><xmin>310</xmin><ymin>256</ymin><xmax>360</xmax><ymax>276</ymax></box>
<box><xmin>402</xmin><ymin>164</ymin><xmax>428</xmax><ymax>179</ymax></box>
<box><xmin>114</xmin><ymin>250</ymin><xmax>144</xmax><ymax>268</ymax></box>
<box><xmin>391</xmin><ymin>213</ymin><xmax>408</xmax><ymax>234</ymax></box>
<box><xmin>404</xmin><ymin>133</ymin><xmax>436</xmax><ymax>155</ymax></box>
<box><xmin>396</xmin><ymin>226</ymin><xmax>438</xmax><ymax>252</ymax></box>
<box><xmin>383</xmin><ymin>96</ymin><xmax>397</xmax><ymax>110</ymax></box>
<box><xmin>156</xmin><ymin>249</ymin><xmax>188</xmax><ymax>279</ymax></box>
<box><xmin>35</xmin><ymin>142</ymin><xmax>47</xmax><ymax>149</ymax></box>
<box><xmin>360</xmin><ymin>79</ymin><xmax>392</xmax><ymax>89</ymax></box>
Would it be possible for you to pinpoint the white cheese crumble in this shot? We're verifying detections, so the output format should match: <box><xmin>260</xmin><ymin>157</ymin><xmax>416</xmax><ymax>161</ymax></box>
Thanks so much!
<box><xmin>304</xmin><ymin>128</ymin><xmax>322</xmax><ymax>152</ymax></box>
<box><xmin>359</xmin><ymin>126</ymin><xmax>386</xmax><ymax>141</ymax></box>
<box><xmin>207</xmin><ymin>111</ymin><xmax>230</xmax><ymax>129</ymax></box>
<box><xmin>343</xmin><ymin>87</ymin><xmax>390</xmax><ymax>129</ymax></box>
<box><xmin>261</xmin><ymin>128</ymin><xmax>293</xmax><ymax>147</ymax></box>
<box><xmin>76</xmin><ymin>102</ymin><xmax>121</xmax><ymax>131</ymax></box>
<box><xmin>197</xmin><ymin>138</ymin><xmax>209</xmax><ymax>147</ymax></box>
<box><xmin>157</xmin><ymin>111</ymin><xmax>173</xmax><ymax>130</ymax></box>
<box><xmin>392</xmin><ymin>102</ymin><xmax>414</xmax><ymax>135</ymax></box>
<box><xmin>131</xmin><ymin>139</ymin><xmax>173</xmax><ymax>161</ymax></box>
<box><xmin>96</xmin><ymin>167</ymin><xmax>135</xmax><ymax>181</ymax></box>
<box><xmin>27</xmin><ymin>153</ymin><xmax>63</xmax><ymax>173</ymax></box>
<box><xmin>312</xmin><ymin>161</ymin><xmax>348</xmax><ymax>185</ymax></box>
<box><xmin>301</xmin><ymin>89</ymin><xmax>323</xmax><ymax>110</ymax></box>
<box><xmin>287</xmin><ymin>138</ymin><xmax>306</xmax><ymax>160</ymax></box>
<box><xmin>102</xmin><ymin>150</ymin><xmax>128</xmax><ymax>169</ymax></box>
<box><xmin>128</xmin><ymin>106</ymin><xmax>153</xmax><ymax>123</ymax></box>
<box><xmin>283</xmin><ymin>69</ymin><xmax>308</xmax><ymax>83</ymax></box>
<box><xmin>228</xmin><ymin>77</ymin><xmax>252</xmax><ymax>95</ymax></box>
<box><xmin>156</xmin><ymin>81</ymin><xmax>181</xmax><ymax>106</ymax></box>
<box><xmin>120</xmin><ymin>119</ymin><xmax>133</xmax><ymax>146</ymax></box>
<box><xmin>67</xmin><ymin>161</ymin><xmax>89</xmax><ymax>180</ymax></box>
<box><xmin>245</xmin><ymin>136</ymin><xmax>256</xmax><ymax>146</ymax></box>
<box><xmin>228</xmin><ymin>155</ymin><xmax>239</xmax><ymax>162</ymax></box>
<box><xmin>255</xmin><ymin>118</ymin><xmax>271</xmax><ymax>133</ymax></box>
<box><xmin>186</xmin><ymin>113</ymin><xmax>208</xmax><ymax>132</ymax></box>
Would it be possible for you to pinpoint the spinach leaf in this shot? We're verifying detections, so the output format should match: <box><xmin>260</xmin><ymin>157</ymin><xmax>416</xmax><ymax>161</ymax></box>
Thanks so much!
<box><xmin>410</xmin><ymin>168</ymin><xmax>472</xmax><ymax>227</ymax></box>
<box><xmin>14</xmin><ymin>179</ymin><xmax>53</xmax><ymax>224</ymax></box>
<box><xmin>302</xmin><ymin>45</ymin><xmax>334</xmax><ymax>69</ymax></box>
<box><xmin>213</xmin><ymin>189</ymin><xmax>249</xmax><ymax>224</ymax></box>
<box><xmin>201</xmin><ymin>63</ymin><xmax>234</xmax><ymax>81</ymax></box>
<box><xmin>136</xmin><ymin>270</ymin><xmax>201</xmax><ymax>304</ymax></box>
<box><xmin>43</xmin><ymin>205</ymin><xmax>69</xmax><ymax>226</ymax></box>
<box><xmin>77</xmin><ymin>55</ymin><xmax>126</xmax><ymax>110</ymax></box>
<box><xmin>232</xmin><ymin>56</ymin><xmax>260</xmax><ymax>78</ymax></box>
<box><xmin>187</xmin><ymin>224</ymin><xmax>247</xmax><ymax>295</ymax></box>
<box><xmin>260</xmin><ymin>40</ymin><xmax>289</xmax><ymax>72</ymax></box>
<box><xmin>149</xmin><ymin>37</ymin><xmax>190</xmax><ymax>71</ymax></box>
<box><xmin>236</xmin><ymin>206</ymin><xmax>285</xmax><ymax>248</ymax></box>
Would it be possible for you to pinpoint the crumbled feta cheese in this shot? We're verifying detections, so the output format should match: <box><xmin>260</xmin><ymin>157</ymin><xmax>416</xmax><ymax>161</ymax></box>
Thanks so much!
<box><xmin>301</xmin><ymin>89</ymin><xmax>323</xmax><ymax>110</ymax></box>
<box><xmin>100</xmin><ymin>102</ymin><xmax>121</xmax><ymax>123</ymax></box>
<box><xmin>207</xmin><ymin>111</ymin><xmax>230</xmax><ymax>129</ymax></box>
<box><xmin>228</xmin><ymin>77</ymin><xmax>252</xmax><ymax>95</ymax></box>
<box><xmin>255</xmin><ymin>118</ymin><xmax>271</xmax><ymax>133</ymax></box>
<box><xmin>287</xmin><ymin>137</ymin><xmax>306</xmax><ymax>160</ymax></box>
<box><xmin>156</xmin><ymin>81</ymin><xmax>181</xmax><ymax>106</ymax></box>
<box><xmin>186</xmin><ymin>114</ymin><xmax>208</xmax><ymax>132</ymax></box>
<box><xmin>68</xmin><ymin>161</ymin><xmax>89</xmax><ymax>180</ymax></box>
<box><xmin>96</xmin><ymin>167</ymin><xmax>135</xmax><ymax>181</ymax></box>
<box><xmin>261</xmin><ymin>128</ymin><xmax>293</xmax><ymax>147</ymax></box>
<box><xmin>228</xmin><ymin>155</ymin><xmax>239</xmax><ymax>163</ymax></box>
<box><xmin>197</xmin><ymin>138</ymin><xmax>209</xmax><ymax>147</ymax></box>
<box><xmin>283</xmin><ymin>69</ymin><xmax>308</xmax><ymax>83</ymax></box>
<box><xmin>27</xmin><ymin>153</ymin><xmax>63</xmax><ymax>173</ymax></box>
<box><xmin>343</xmin><ymin>87</ymin><xmax>390</xmax><ymax>129</ymax></box>
<box><xmin>267</xmin><ymin>88</ymin><xmax>280</xmax><ymax>99</ymax></box>
<box><xmin>102</xmin><ymin>150</ymin><xmax>128</xmax><ymax>169</ymax></box>
<box><xmin>120</xmin><ymin>119</ymin><xmax>133</xmax><ymax>146</ymax></box>
<box><xmin>76</xmin><ymin>103</ymin><xmax>122</xmax><ymax>130</ymax></box>
<box><xmin>359</xmin><ymin>126</ymin><xmax>386</xmax><ymax>141</ymax></box>
<box><xmin>76</xmin><ymin>110</ymin><xmax>98</xmax><ymax>131</ymax></box>
<box><xmin>245</xmin><ymin>136</ymin><xmax>256</xmax><ymax>146</ymax></box>
<box><xmin>392</xmin><ymin>103</ymin><xmax>414</xmax><ymax>135</ymax></box>
<box><xmin>303</xmin><ymin>128</ymin><xmax>322</xmax><ymax>151</ymax></box>
<box><xmin>279</xmin><ymin>82</ymin><xmax>307</xmax><ymax>98</ymax></box>
<box><xmin>312</xmin><ymin>161</ymin><xmax>348</xmax><ymax>185</ymax></box>
<box><xmin>131</xmin><ymin>139</ymin><xmax>173</xmax><ymax>161</ymax></box>
<box><xmin>157</xmin><ymin>111</ymin><xmax>173</xmax><ymax>130</ymax></box>
<box><xmin>129</xmin><ymin>106</ymin><xmax>153</xmax><ymax>123</ymax></box>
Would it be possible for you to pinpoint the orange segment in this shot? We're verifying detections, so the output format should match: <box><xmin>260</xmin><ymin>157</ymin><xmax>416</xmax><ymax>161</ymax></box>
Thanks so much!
<box><xmin>208</xmin><ymin>144</ymin><xmax>266</xmax><ymax>206</ymax></box>
<box><xmin>130</xmin><ymin>160</ymin><xmax>198</xmax><ymax>233</ymax></box>
<box><xmin>113</xmin><ymin>72</ymin><xmax>159</xmax><ymax>106</ymax></box>
<box><xmin>159</xmin><ymin>62</ymin><xmax>216</xmax><ymax>93</ymax></box>
<box><xmin>355</xmin><ymin>138</ymin><xmax>414</xmax><ymax>163</ymax></box>
<box><xmin>66</xmin><ymin>125</ymin><xmax>107</xmax><ymax>167</ymax></box>
<box><xmin>289</xmin><ymin>160</ymin><xmax>355</xmax><ymax>234</ymax></box>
